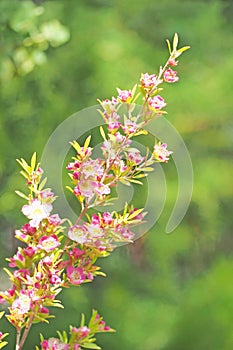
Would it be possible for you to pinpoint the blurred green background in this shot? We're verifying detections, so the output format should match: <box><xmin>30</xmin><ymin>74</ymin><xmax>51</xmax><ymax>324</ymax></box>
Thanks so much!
<box><xmin>0</xmin><ymin>0</ymin><xmax>233</xmax><ymax>349</ymax></box>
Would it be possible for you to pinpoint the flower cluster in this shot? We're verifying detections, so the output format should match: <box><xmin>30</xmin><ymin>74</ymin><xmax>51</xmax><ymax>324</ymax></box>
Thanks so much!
<box><xmin>38</xmin><ymin>310</ymin><xmax>114</xmax><ymax>350</ymax></box>
<box><xmin>0</xmin><ymin>33</ymin><xmax>189</xmax><ymax>349</ymax></box>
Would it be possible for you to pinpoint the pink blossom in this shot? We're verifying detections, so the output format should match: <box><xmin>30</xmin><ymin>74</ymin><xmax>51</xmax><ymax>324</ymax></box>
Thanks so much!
<box><xmin>116</xmin><ymin>226</ymin><xmax>134</xmax><ymax>240</ymax></box>
<box><xmin>24</xmin><ymin>246</ymin><xmax>36</xmax><ymax>257</ymax></box>
<box><xmin>122</xmin><ymin>119</ymin><xmax>137</xmax><ymax>135</ymax></box>
<box><xmin>168</xmin><ymin>57</ymin><xmax>178</xmax><ymax>66</ymax></box>
<box><xmin>21</xmin><ymin>223</ymin><xmax>37</xmax><ymax>235</ymax></box>
<box><xmin>101</xmin><ymin>97</ymin><xmax>118</xmax><ymax>112</ymax></box>
<box><xmin>95</xmin><ymin>182</ymin><xmax>110</xmax><ymax>195</ymax></box>
<box><xmin>102</xmin><ymin>212</ymin><xmax>113</xmax><ymax>225</ymax></box>
<box><xmin>113</xmin><ymin>158</ymin><xmax>128</xmax><ymax>172</ymax></box>
<box><xmin>12</xmin><ymin>292</ymin><xmax>31</xmax><ymax>314</ymax></box>
<box><xmin>140</xmin><ymin>73</ymin><xmax>158</xmax><ymax>88</ymax></box>
<box><xmin>68</xmin><ymin>225</ymin><xmax>88</xmax><ymax>244</ymax></box>
<box><xmin>48</xmin><ymin>214</ymin><xmax>62</xmax><ymax>226</ymax></box>
<box><xmin>68</xmin><ymin>248</ymin><xmax>86</xmax><ymax>260</ymax></box>
<box><xmin>67</xmin><ymin>160</ymin><xmax>81</xmax><ymax>171</ymax></box>
<box><xmin>81</xmin><ymin>159</ymin><xmax>104</xmax><ymax>179</ymax></box>
<box><xmin>38</xmin><ymin>306</ymin><xmax>49</xmax><ymax>314</ymax></box>
<box><xmin>127</xmin><ymin>148</ymin><xmax>145</xmax><ymax>165</ymax></box>
<box><xmin>22</xmin><ymin>199</ymin><xmax>52</xmax><ymax>228</ymax></box>
<box><xmin>50</xmin><ymin>274</ymin><xmax>62</xmax><ymax>285</ymax></box>
<box><xmin>117</xmin><ymin>88</ymin><xmax>132</xmax><ymax>103</ymax></box>
<box><xmin>67</xmin><ymin>266</ymin><xmax>86</xmax><ymax>285</ymax></box>
<box><xmin>153</xmin><ymin>142</ymin><xmax>173</xmax><ymax>162</ymax></box>
<box><xmin>148</xmin><ymin>95</ymin><xmax>166</xmax><ymax>110</ymax></box>
<box><xmin>74</xmin><ymin>179</ymin><xmax>98</xmax><ymax>198</ymax></box>
<box><xmin>72</xmin><ymin>325</ymin><xmax>90</xmax><ymax>339</ymax></box>
<box><xmin>87</xmin><ymin>224</ymin><xmax>104</xmax><ymax>238</ymax></box>
<box><xmin>91</xmin><ymin>214</ymin><xmax>100</xmax><ymax>225</ymax></box>
<box><xmin>38</xmin><ymin>235</ymin><xmax>60</xmax><ymax>252</ymax></box>
<box><xmin>164</xmin><ymin>68</ymin><xmax>179</xmax><ymax>83</ymax></box>
<box><xmin>40</xmin><ymin>188</ymin><xmax>54</xmax><ymax>199</ymax></box>
<box><xmin>108</xmin><ymin>121</ymin><xmax>121</xmax><ymax>133</ymax></box>
<box><xmin>41</xmin><ymin>338</ymin><xmax>68</xmax><ymax>350</ymax></box>
<box><xmin>14</xmin><ymin>269</ymin><xmax>30</xmax><ymax>281</ymax></box>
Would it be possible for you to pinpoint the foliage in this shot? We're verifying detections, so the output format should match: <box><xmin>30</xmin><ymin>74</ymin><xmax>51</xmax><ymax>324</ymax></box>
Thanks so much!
<box><xmin>0</xmin><ymin>0</ymin><xmax>232</xmax><ymax>349</ymax></box>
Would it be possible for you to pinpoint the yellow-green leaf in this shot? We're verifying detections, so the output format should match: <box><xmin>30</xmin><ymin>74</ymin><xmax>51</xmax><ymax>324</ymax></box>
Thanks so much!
<box><xmin>15</xmin><ymin>190</ymin><xmax>29</xmax><ymax>200</ymax></box>
<box><xmin>127</xmin><ymin>208</ymin><xmax>144</xmax><ymax>220</ymax></box>
<box><xmin>166</xmin><ymin>39</ymin><xmax>172</xmax><ymax>54</ymax></box>
<box><xmin>30</xmin><ymin>152</ymin><xmax>37</xmax><ymax>170</ymax></box>
<box><xmin>84</xmin><ymin>135</ymin><xmax>91</xmax><ymax>150</ymax></box>
<box><xmin>173</xmin><ymin>32</ymin><xmax>179</xmax><ymax>51</ymax></box>
<box><xmin>99</xmin><ymin>126</ymin><xmax>106</xmax><ymax>141</ymax></box>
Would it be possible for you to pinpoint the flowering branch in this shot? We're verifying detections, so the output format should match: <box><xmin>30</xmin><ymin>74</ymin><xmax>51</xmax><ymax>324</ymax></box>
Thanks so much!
<box><xmin>0</xmin><ymin>33</ymin><xmax>189</xmax><ymax>349</ymax></box>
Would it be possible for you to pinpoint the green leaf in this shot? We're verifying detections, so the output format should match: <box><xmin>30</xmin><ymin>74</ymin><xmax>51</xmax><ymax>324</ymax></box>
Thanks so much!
<box><xmin>175</xmin><ymin>45</ymin><xmax>191</xmax><ymax>58</ymax></box>
<box><xmin>119</xmin><ymin>178</ymin><xmax>130</xmax><ymax>186</ymax></box>
<box><xmin>99</xmin><ymin>126</ymin><xmax>106</xmax><ymax>141</ymax></box>
<box><xmin>166</xmin><ymin>39</ymin><xmax>172</xmax><ymax>54</ymax></box>
<box><xmin>70</xmin><ymin>140</ymin><xmax>81</xmax><ymax>154</ymax></box>
<box><xmin>138</xmin><ymin>167</ymin><xmax>154</xmax><ymax>172</ymax></box>
<box><xmin>17</xmin><ymin>158</ymin><xmax>31</xmax><ymax>173</ymax></box>
<box><xmin>82</xmin><ymin>343</ymin><xmax>101</xmax><ymax>349</ymax></box>
<box><xmin>38</xmin><ymin>177</ymin><xmax>47</xmax><ymax>191</ymax></box>
<box><xmin>84</xmin><ymin>135</ymin><xmax>92</xmax><ymax>150</ymax></box>
<box><xmin>30</xmin><ymin>152</ymin><xmax>37</xmax><ymax>171</ymax></box>
<box><xmin>15</xmin><ymin>190</ymin><xmax>29</xmax><ymax>200</ymax></box>
<box><xmin>127</xmin><ymin>208</ymin><xmax>144</xmax><ymax>220</ymax></box>
<box><xmin>173</xmin><ymin>32</ymin><xmax>179</xmax><ymax>51</ymax></box>
<box><xmin>81</xmin><ymin>313</ymin><xmax>85</xmax><ymax>327</ymax></box>
<box><xmin>127</xmin><ymin>178</ymin><xmax>143</xmax><ymax>185</ymax></box>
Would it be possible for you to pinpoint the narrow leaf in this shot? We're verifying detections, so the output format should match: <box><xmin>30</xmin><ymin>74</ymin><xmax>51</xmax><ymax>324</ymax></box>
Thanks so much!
<box><xmin>82</xmin><ymin>343</ymin><xmax>101</xmax><ymax>349</ymax></box>
<box><xmin>84</xmin><ymin>135</ymin><xmax>92</xmax><ymax>150</ymax></box>
<box><xmin>127</xmin><ymin>208</ymin><xmax>144</xmax><ymax>220</ymax></box>
<box><xmin>99</xmin><ymin>126</ymin><xmax>106</xmax><ymax>141</ymax></box>
<box><xmin>15</xmin><ymin>190</ymin><xmax>29</xmax><ymax>200</ymax></box>
<box><xmin>173</xmin><ymin>32</ymin><xmax>178</xmax><ymax>51</ymax></box>
<box><xmin>30</xmin><ymin>152</ymin><xmax>37</xmax><ymax>171</ymax></box>
<box><xmin>166</xmin><ymin>39</ymin><xmax>172</xmax><ymax>54</ymax></box>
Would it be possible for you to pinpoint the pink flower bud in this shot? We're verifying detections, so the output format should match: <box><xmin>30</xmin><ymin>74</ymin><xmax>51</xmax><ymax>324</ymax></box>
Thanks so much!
<box><xmin>148</xmin><ymin>95</ymin><xmax>166</xmax><ymax>110</ymax></box>
<box><xmin>117</xmin><ymin>88</ymin><xmax>132</xmax><ymax>103</ymax></box>
<box><xmin>164</xmin><ymin>68</ymin><xmax>179</xmax><ymax>83</ymax></box>
<box><xmin>153</xmin><ymin>142</ymin><xmax>173</xmax><ymax>162</ymax></box>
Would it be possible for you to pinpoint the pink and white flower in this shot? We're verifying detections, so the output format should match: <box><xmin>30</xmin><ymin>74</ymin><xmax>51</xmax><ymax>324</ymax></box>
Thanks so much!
<box><xmin>68</xmin><ymin>225</ymin><xmax>88</xmax><ymax>244</ymax></box>
<box><xmin>153</xmin><ymin>142</ymin><xmax>173</xmax><ymax>162</ymax></box>
<box><xmin>81</xmin><ymin>159</ymin><xmax>104</xmax><ymax>179</ymax></box>
<box><xmin>48</xmin><ymin>213</ymin><xmax>62</xmax><ymax>226</ymax></box>
<box><xmin>87</xmin><ymin>224</ymin><xmax>105</xmax><ymax>238</ymax></box>
<box><xmin>140</xmin><ymin>73</ymin><xmax>159</xmax><ymax>88</ymax></box>
<box><xmin>164</xmin><ymin>68</ymin><xmax>179</xmax><ymax>83</ymax></box>
<box><xmin>12</xmin><ymin>292</ymin><xmax>31</xmax><ymax>315</ymax></box>
<box><xmin>22</xmin><ymin>199</ymin><xmax>52</xmax><ymax>228</ymax></box>
<box><xmin>148</xmin><ymin>95</ymin><xmax>166</xmax><ymax>110</ymax></box>
<box><xmin>127</xmin><ymin>148</ymin><xmax>145</xmax><ymax>165</ymax></box>
<box><xmin>72</xmin><ymin>325</ymin><xmax>90</xmax><ymax>339</ymax></box>
<box><xmin>67</xmin><ymin>266</ymin><xmax>86</xmax><ymax>285</ymax></box>
<box><xmin>38</xmin><ymin>235</ymin><xmax>60</xmax><ymax>252</ymax></box>
<box><xmin>122</xmin><ymin>119</ymin><xmax>137</xmax><ymax>135</ymax></box>
<box><xmin>168</xmin><ymin>58</ymin><xmax>178</xmax><ymax>66</ymax></box>
<box><xmin>102</xmin><ymin>212</ymin><xmax>113</xmax><ymax>225</ymax></box>
<box><xmin>117</xmin><ymin>88</ymin><xmax>132</xmax><ymax>103</ymax></box>
<box><xmin>101</xmin><ymin>97</ymin><xmax>119</xmax><ymax>113</ymax></box>
<box><xmin>74</xmin><ymin>180</ymin><xmax>97</xmax><ymax>198</ymax></box>
<box><xmin>41</xmin><ymin>338</ymin><xmax>69</xmax><ymax>350</ymax></box>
